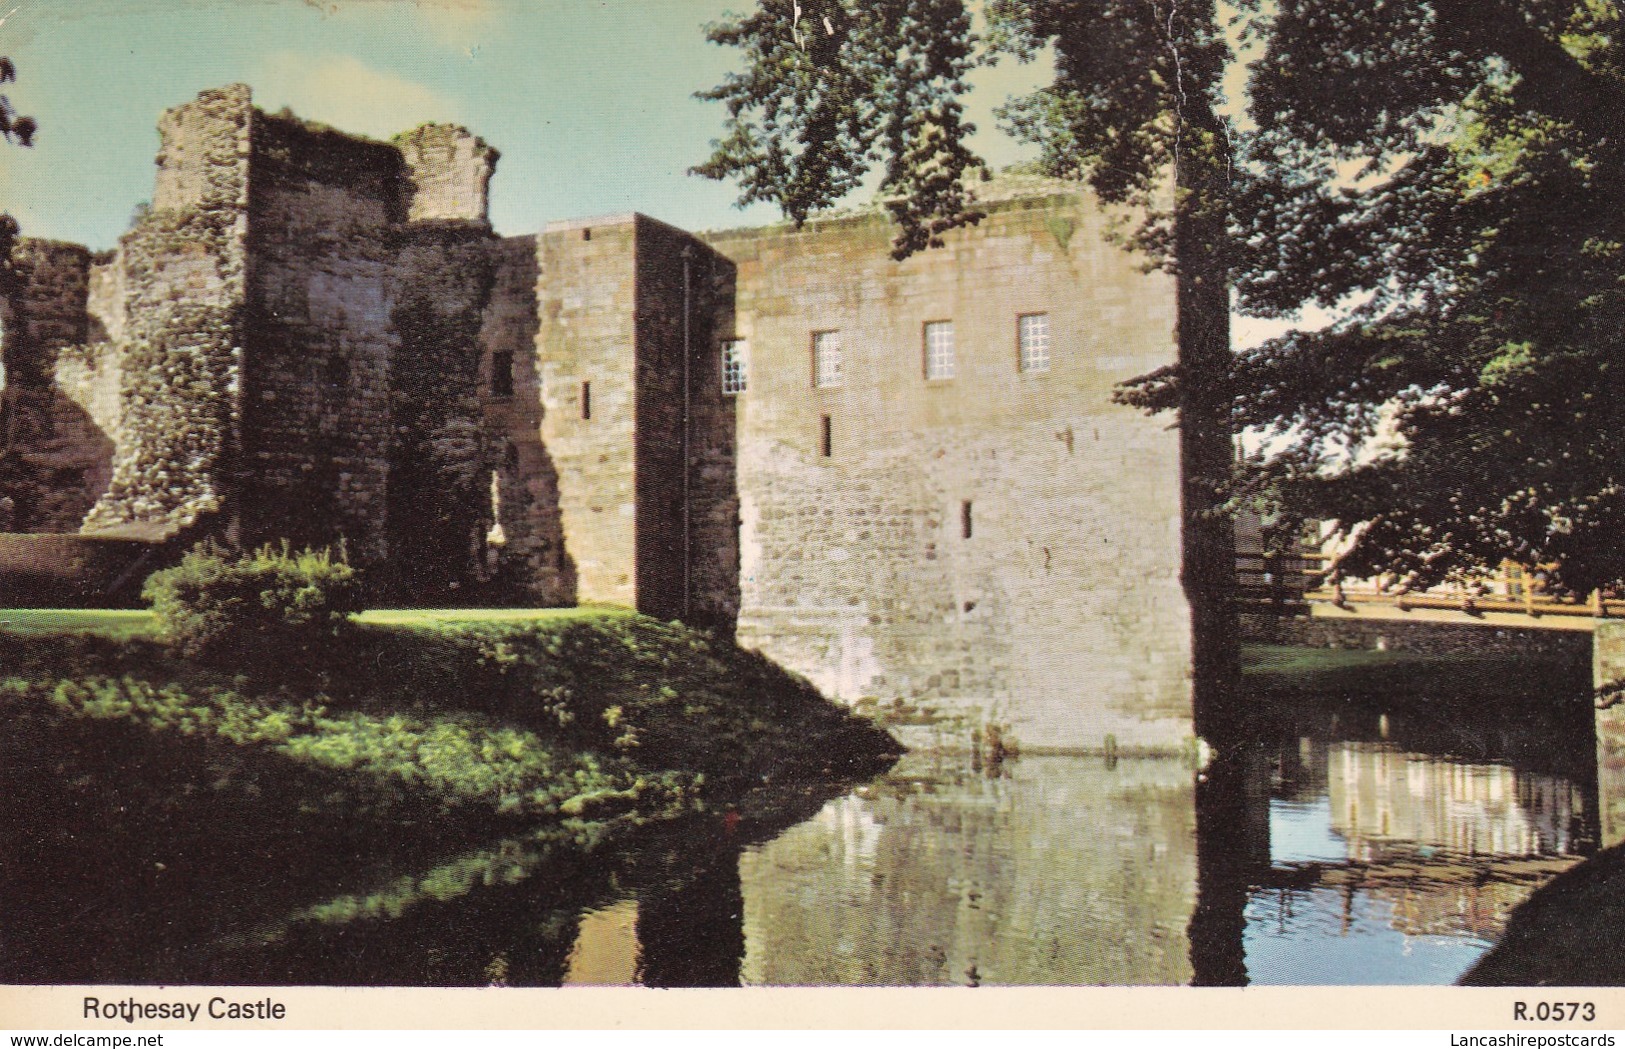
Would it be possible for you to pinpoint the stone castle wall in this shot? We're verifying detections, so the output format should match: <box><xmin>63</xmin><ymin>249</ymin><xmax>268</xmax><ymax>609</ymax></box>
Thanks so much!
<box><xmin>10</xmin><ymin>239</ymin><xmax>90</xmax><ymax>361</ymax></box>
<box><xmin>386</xmin><ymin>127</ymin><xmax>502</xmax><ymax>599</ymax></box>
<box><xmin>82</xmin><ymin>83</ymin><xmax>253</xmax><ymax>537</ymax></box>
<box><xmin>523</xmin><ymin>215</ymin><xmax>739</xmax><ymax>622</ymax></box>
<box><xmin>672</xmin><ymin>232</ymin><xmax>741</xmax><ymax>631</ymax></box>
<box><xmin>704</xmin><ymin>195</ymin><xmax>1191</xmax><ymax>753</ymax></box>
<box><xmin>240</xmin><ymin>107</ymin><xmax>501</xmax><ymax>585</ymax></box>
<box><xmin>240</xmin><ymin>110</ymin><xmax>401</xmax><ymax>560</ymax></box>
<box><xmin>0</xmin><ymin>86</ymin><xmax>1199</xmax><ymax>752</ymax></box>
<box><xmin>533</xmin><ymin>217</ymin><xmax>642</xmax><ymax>609</ymax></box>
<box><xmin>386</xmin><ymin>221</ymin><xmax>499</xmax><ymax>599</ymax></box>
<box><xmin>478</xmin><ymin>234</ymin><xmax>573</xmax><ymax>605</ymax></box>
<box><xmin>0</xmin><ymin>239</ymin><xmax>114</xmax><ymax>532</ymax></box>
<box><xmin>632</xmin><ymin>216</ymin><xmax>738</xmax><ymax>626</ymax></box>
<box><xmin>1</xmin><ymin>86</ymin><xmax>509</xmax><ymax>592</ymax></box>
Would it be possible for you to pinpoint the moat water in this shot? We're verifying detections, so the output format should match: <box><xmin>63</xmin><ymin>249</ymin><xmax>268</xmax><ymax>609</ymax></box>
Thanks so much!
<box><xmin>2</xmin><ymin>675</ymin><xmax>1607</xmax><ymax>986</ymax></box>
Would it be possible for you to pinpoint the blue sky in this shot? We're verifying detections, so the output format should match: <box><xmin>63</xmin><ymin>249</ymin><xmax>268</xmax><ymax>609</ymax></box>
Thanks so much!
<box><xmin>0</xmin><ymin>0</ymin><xmax>1045</xmax><ymax>251</ymax></box>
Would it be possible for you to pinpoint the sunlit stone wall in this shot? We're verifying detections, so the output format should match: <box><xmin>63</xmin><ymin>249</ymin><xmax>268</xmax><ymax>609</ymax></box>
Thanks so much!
<box><xmin>705</xmin><ymin>188</ymin><xmax>1192</xmax><ymax>754</ymax></box>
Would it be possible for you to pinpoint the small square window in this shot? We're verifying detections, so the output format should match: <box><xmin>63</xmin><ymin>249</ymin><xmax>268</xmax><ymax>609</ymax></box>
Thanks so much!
<box><xmin>813</xmin><ymin>330</ymin><xmax>843</xmax><ymax>389</ymax></box>
<box><xmin>1018</xmin><ymin>313</ymin><xmax>1050</xmax><ymax>373</ymax></box>
<box><xmin>924</xmin><ymin>321</ymin><xmax>955</xmax><ymax>380</ymax></box>
<box><xmin>721</xmin><ymin>339</ymin><xmax>747</xmax><ymax>395</ymax></box>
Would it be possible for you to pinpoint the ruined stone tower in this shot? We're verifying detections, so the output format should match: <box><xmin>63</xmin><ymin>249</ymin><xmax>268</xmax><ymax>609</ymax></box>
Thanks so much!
<box><xmin>0</xmin><ymin>85</ymin><xmax>1195</xmax><ymax>753</ymax></box>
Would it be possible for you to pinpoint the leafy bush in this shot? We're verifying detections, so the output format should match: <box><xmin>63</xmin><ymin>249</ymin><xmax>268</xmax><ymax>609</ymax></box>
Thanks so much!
<box><xmin>3</xmin><ymin>672</ymin><xmax>672</xmax><ymax>820</ymax></box>
<box><xmin>142</xmin><ymin>542</ymin><xmax>365</xmax><ymax>661</ymax></box>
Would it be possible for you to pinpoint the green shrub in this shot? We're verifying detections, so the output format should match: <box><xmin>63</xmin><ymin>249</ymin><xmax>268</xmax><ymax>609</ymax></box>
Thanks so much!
<box><xmin>142</xmin><ymin>542</ymin><xmax>364</xmax><ymax>660</ymax></box>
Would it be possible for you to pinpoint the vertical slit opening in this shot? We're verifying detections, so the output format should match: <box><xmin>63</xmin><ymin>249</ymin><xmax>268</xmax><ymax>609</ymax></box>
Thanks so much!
<box><xmin>581</xmin><ymin>381</ymin><xmax>591</xmax><ymax>420</ymax></box>
<box><xmin>962</xmin><ymin>500</ymin><xmax>973</xmax><ymax>539</ymax></box>
<box><xmin>491</xmin><ymin>350</ymin><xmax>513</xmax><ymax>398</ymax></box>
<box><xmin>486</xmin><ymin>471</ymin><xmax>506</xmax><ymax>548</ymax></box>
<box><xmin>821</xmin><ymin>415</ymin><xmax>832</xmax><ymax>458</ymax></box>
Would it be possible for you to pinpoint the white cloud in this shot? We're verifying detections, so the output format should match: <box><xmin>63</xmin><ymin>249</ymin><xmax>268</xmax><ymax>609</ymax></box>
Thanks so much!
<box><xmin>292</xmin><ymin>0</ymin><xmax>499</xmax><ymax>51</ymax></box>
<box><xmin>251</xmin><ymin>51</ymin><xmax>460</xmax><ymax>138</ymax></box>
<box><xmin>411</xmin><ymin>0</ymin><xmax>497</xmax><ymax>50</ymax></box>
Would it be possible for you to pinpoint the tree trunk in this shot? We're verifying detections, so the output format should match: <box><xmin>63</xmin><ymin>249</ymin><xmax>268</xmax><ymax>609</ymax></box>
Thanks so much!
<box><xmin>1173</xmin><ymin>103</ymin><xmax>1241</xmax><ymax>741</ymax></box>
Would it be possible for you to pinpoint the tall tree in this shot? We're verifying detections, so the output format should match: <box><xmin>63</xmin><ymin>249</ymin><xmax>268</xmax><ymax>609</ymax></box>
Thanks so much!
<box><xmin>1218</xmin><ymin>0</ymin><xmax>1625</xmax><ymax>597</ymax></box>
<box><xmin>1</xmin><ymin>54</ymin><xmax>34</xmax><ymax>361</ymax></box>
<box><xmin>695</xmin><ymin>0</ymin><xmax>1625</xmax><ymax>624</ymax></box>
<box><xmin>0</xmin><ymin>57</ymin><xmax>36</xmax><ymax>147</ymax></box>
<box><xmin>0</xmin><ymin>54</ymin><xmax>27</xmax><ymax>396</ymax></box>
<box><xmin>693</xmin><ymin>0</ymin><xmax>1241</xmax><ymax>712</ymax></box>
<box><xmin>0</xmin><ymin>56</ymin><xmax>33</xmax><ymax>308</ymax></box>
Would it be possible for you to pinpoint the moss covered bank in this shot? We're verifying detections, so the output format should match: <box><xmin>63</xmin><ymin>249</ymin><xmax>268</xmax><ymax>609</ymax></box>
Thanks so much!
<box><xmin>2</xmin><ymin>607</ymin><xmax>899</xmax><ymax>824</ymax></box>
<box><xmin>0</xmin><ymin>608</ymin><xmax>899</xmax><ymax>982</ymax></box>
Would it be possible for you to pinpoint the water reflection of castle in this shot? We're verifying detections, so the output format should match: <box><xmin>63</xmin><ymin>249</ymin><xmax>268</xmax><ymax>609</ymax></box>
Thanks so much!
<box><xmin>548</xmin><ymin>746</ymin><xmax>1594</xmax><ymax>986</ymax></box>
<box><xmin>1325</xmin><ymin>743</ymin><xmax>1586</xmax><ymax>861</ymax></box>
<box><xmin>1242</xmin><ymin>742</ymin><xmax>1590</xmax><ymax>954</ymax></box>
<box><xmin>558</xmin><ymin>754</ymin><xmax>1202</xmax><ymax>986</ymax></box>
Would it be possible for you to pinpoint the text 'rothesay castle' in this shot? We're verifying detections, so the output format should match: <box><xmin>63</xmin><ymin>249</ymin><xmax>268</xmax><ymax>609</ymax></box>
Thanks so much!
<box><xmin>0</xmin><ymin>84</ymin><xmax>1194</xmax><ymax>752</ymax></box>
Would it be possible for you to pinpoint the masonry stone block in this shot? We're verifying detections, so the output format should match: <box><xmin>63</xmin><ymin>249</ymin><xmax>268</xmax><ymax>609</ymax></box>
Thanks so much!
<box><xmin>1</xmin><ymin>88</ymin><xmax>1201</xmax><ymax>753</ymax></box>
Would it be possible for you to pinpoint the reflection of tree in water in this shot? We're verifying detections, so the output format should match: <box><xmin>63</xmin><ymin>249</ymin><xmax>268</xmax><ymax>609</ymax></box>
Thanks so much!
<box><xmin>193</xmin><ymin>784</ymin><xmax>846</xmax><ymax>987</ymax></box>
<box><xmin>636</xmin><ymin>837</ymin><xmax>746</xmax><ymax>988</ymax></box>
<box><xmin>0</xmin><ymin>687</ymin><xmax>875</xmax><ymax>987</ymax></box>
<box><xmin>1189</xmin><ymin>749</ymin><xmax>1270</xmax><ymax>986</ymax></box>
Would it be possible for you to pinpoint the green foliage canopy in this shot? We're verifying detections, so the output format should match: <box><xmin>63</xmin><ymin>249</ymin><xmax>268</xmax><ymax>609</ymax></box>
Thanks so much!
<box><xmin>691</xmin><ymin>0</ymin><xmax>989</xmax><ymax>259</ymax></box>
<box><xmin>695</xmin><ymin>0</ymin><xmax>1625</xmax><ymax>594</ymax></box>
<box><xmin>0</xmin><ymin>57</ymin><xmax>35</xmax><ymax>147</ymax></box>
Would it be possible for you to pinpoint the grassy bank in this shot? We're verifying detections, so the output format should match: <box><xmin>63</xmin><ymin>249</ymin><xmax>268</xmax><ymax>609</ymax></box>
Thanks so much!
<box><xmin>0</xmin><ymin>607</ymin><xmax>899</xmax><ymax>831</ymax></box>
<box><xmin>1</xmin><ymin>606</ymin><xmax>900</xmax><ymax>983</ymax></box>
<box><xmin>1241</xmin><ymin>643</ymin><xmax>1590</xmax><ymax>700</ymax></box>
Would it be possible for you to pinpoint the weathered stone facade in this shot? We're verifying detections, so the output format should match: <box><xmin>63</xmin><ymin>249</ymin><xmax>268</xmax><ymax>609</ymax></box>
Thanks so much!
<box><xmin>0</xmin><ymin>86</ymin><xmax>1197</xmax><ymax>752</ymax></box>
<box><xmin>0</xmin><ymin>239</ymin><xmax>116</xmax><ymax>533</ymax></box>
<box><xmin>706</xmin><ymin>200</ymin><xmax>1191</xmax><ymax>753</ymax></box>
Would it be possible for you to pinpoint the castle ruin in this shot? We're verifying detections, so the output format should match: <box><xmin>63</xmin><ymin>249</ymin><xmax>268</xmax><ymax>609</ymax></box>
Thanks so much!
<box><xmin>0</xmin><ymin>84</ymin><xmax>1195</xmax><ymax>753</ymax></box>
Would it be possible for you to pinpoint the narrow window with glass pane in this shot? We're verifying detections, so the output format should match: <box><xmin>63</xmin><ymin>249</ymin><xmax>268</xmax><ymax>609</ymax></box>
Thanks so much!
<box><xmin>1018</xmin><ymin>313</ymin><xmax>1050</xmax><ymax>373</ymax></box>
<box><xmin>721</xmin><ymin>339</ymin><xmax>747</xmax><ymax>395</ymax></box>
<box><xmin>813</xmin><ymin>330</ymin><xmax>843</xmax><ymax>388</ymax></box>
<box><xmin>924</xmin><ymin>321</ymin><xmax>955</xmax><ymax>380</ymax></box>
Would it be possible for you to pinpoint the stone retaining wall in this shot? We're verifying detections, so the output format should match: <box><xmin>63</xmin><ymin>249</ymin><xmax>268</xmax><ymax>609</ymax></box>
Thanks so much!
<box><xmin>0</xmin><ymin>533</ymin><xmax>162</xmax><ymax>608</ymax></box>
<box><xmin>1243</xmin><ymin>613</ymin><xmax>1591</xmax><ymax>661</ymax></box>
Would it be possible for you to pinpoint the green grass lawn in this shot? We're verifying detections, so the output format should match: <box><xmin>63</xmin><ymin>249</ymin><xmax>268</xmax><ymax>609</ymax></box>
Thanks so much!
<box><xmin>0</xmin><ymin>603</ymin><xmax>898</xmax><ymax>819</ymax></box>
<box><xmin>355</xmin><ymin>605</ymin><xmax>633</xmax><ymax>628</ymax></box>
<box><xmin>0</xmin><ymin>608</ymin><xmax>159</xmax><ymax>639</ymax></box>
<box><xmin>1241</xmin><ymin>644</ymin><xmax>1431</xmax><ymax>675</ymax></box>
<box><xmin>0</xmin><ymin>605</ymin><xmax>634</xmax><ymax>639</ymax></box>
<box><xmin>1241</xmin><ymin>642</ymin><xmax>1587</xmax><ymax>698</ymax></box>
<box><xmin>0</xmin><ymin>613</ymin><xmax>1571</xmax><ymax>696</ymax></box>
